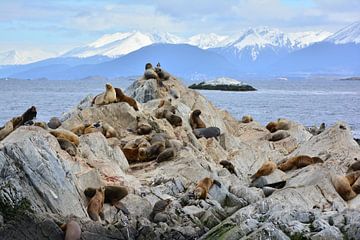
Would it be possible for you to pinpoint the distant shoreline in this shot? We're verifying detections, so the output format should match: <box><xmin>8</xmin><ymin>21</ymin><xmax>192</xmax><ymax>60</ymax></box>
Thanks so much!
<box><xmin>339</xmin><ymin>77</ymin><xmax>360</xmax><ymax>81</ymax></box>
<box><xmin>189</xmin><ymin>83</ymin><xmax>257</xmax><ymax>92</ymax></box>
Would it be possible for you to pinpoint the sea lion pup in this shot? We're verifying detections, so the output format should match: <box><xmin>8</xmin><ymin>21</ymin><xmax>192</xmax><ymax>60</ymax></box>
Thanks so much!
<box><xmin>278</xmin><ymin>155</ymin><xmax>324</xmax><ymax>171</ymax></box>
<box><xmin>219</xmin><ymin>160</ymin><xmax>237</xmax><ymax>176</ymax></box>
<box><xmin>87</xmin><ymin>187</ymin><xmax>105</xmax><ymax>221</ymax></box>
<box><xmin>84</xmin><ymin>186</ymin><xmax>129</xmax><ymax>213</ymax></box>
<box><xmin>99</xmin><ymin>121</ymin><xmax>116</xmax><ymax>138</ymax></box>
<box><xmin>266</xmin><ymin>119</ymin><xmax>290</xmax><ymax>133</ymax></box>
<box><xmin>190</xmin><ymin>109</ymin><xmax>206</xmax><ymax>129</ymax></box>
<box><xmin>164</xmin><ymin>110</ymin><xmax>182</xmax><ymax>127</ymax></box>
<box><xmin>241</xmin><ymin>115</ymin><xmax>253</xmax><ymax>123</ymax></box>
<box><xmin>331</xmin><ymin>175</ymin><xmax>357</xmax><ymax>201</ymax></box>
<box><xmin>136</xmin><ymin>117</ymin><xmax>152</xmax><ymax>135</ymax></box>
<box><xmin>194</xmin><ymin>177</ymin><xmax>221</xmax><ymax>200</ymax></box>
<box><xmin>47</xmin><ymin>117</ymin><xmax>62</xmax><ymax>129</ymax></box>
<box><xmin>93</xmin><ymin>83</ymin><xmax>117</xmax><ymax>106</ymax></box>
<box><xmin>0</xmin><ymin>120</ymin><xmax>14</xmax><ymax>141</ymax></box>
<box><xmin>114</xmin><ymin>87</ymin><xmax>139</xmax><ymax>111</ymax></box>
<box><xmin>193</xmin><ymin>127</ymin><xmax>221</xmax><ymax>139</ymax></box>
<box><xmin>156</xmin><ymin>148</ymin><xmax>176</xmax><ymax>162</ymax></box>
<box><xmin>50</xmin><ymin>129</ymin><xmax>80</xmax><ymax>146</ymax></box>
<box><xmin>61</xmin><ymin>220</ymin><xmax>81</xmax><ymax>240</ymax></box>
<box><xmin>58</xmin><ymin>138</ymin><xmax>77</xmax><ymax>156</ymax></box>
<box><xmin>250</xmin><ymin>160</ymin><xmax>277</xmax><ymax>180</ymax></box>
<box><xmin>268</xmin><ymin>130</ymin><xmax>290</xmax><ymax>142</ymax></box>
<box><xmin>150</xmin><ymin>199</ymin><xmax>172</xmax><ymax>222</ymax></box>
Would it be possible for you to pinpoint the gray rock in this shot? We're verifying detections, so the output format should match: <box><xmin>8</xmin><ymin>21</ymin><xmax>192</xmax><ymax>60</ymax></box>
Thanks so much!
<box><xmin>182</xmin><ymin>205</ymin><xmax>205</xmax><ymax>218</ymax></box>
<box><xmin>47</xmin><ymin>117</ymin><xmax>62</xmax><ymax>129</ymax></box>
<box><xmin>311</xmin><ymin>226</ymin><xmax>342</xmax><ymax>240</ymax></box>
<box><xmin>250</xmin><ymin>169</ymin><xmax>287</xmax><ymax>188</ymax></box>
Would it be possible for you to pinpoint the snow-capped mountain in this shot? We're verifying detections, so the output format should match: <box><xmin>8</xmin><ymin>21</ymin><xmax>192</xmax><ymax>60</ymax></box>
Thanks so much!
<box><xmin>63</xmin><ymin>31</ymin><xmax>184</xmax><ymax>58</ymax></box>
<box><xmin>288</xmin><ymin>31</ymin><xmax>332</xmax><ymax>48</ymax></box>
<box><xmin>0</xmin><ymin>50</ymin><xmax>56</xmax><ymax>65</ymax></box>
<box><xmin>187</xmin><ymin>33</ymin><xmax>231</xmax><ymax>49</ymax></box>
<box><xmin>325</xmin><ymin>21</ymin><xmax>360</xmax><ymax>44</ymax></box>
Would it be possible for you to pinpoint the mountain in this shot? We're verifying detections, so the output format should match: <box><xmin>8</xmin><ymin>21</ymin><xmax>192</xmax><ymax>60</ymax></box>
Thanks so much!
<box><xmin>325</xmin><ymin>21</ymin><xmax>360</xmax><ymax>44</ymax></box>
<box><xmin>5</xmin><ymin>44</ymin><xmax>239</xmax><ymax>81</ymax></box>
<box><xmin>187</xmin><ymin>33</ymin><xmax>231</xmax><ymax>49</ymax></box>
<box><xmin>0</xmin><ymin>50</ymin><xmax>55</xmax><ymax>65</ymax></box>
<box><xmin>63</xmin><ymin>31</ymin><xmax>184</xmax><ymax>58</ymax></box>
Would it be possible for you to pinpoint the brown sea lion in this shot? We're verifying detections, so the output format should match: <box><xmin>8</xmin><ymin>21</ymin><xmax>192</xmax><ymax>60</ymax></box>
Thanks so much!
<box><xmin>190</xmin><ymin>109</ymin><xmax>206</xmax><ymax>129</ymax></box>
<box><xmin>114</xmin><ymin>88</ymin><xmax>139</xmax><ymax>111</ymax></box>
<box><xmin>266</xmin><ymin>119</ymin><xmax>290</xmax><ymax>133</ymax></box>
<box><xmin>150</xmin><ymin>199</ymin><xmax>172</xmax><ymax>221</ymax></box>
<box><xmin>0</xmin><ymin>120</ymin><xmax>14</xmax><ymax>141</ymax></box>
<box><xmin>34</xmin><ymin>121</ymin><xmax>48</xmax><ymax>129</ymax></box>
<box><xmin>251</xmin><ymin>160</ymin><xmax>277</xmax><ymax>180</ymax></box>
<box><xmin>331</xmin><ymin>175</ymin><xmax>357</xmax><ymax>201</ymax></box>
<box><xmin>194</xmin><ymin>177</ymin><xmax>221</xmax><ymax>200</ymax></box>
<box><xmin>50</xmin><ymin>129</ymin><xmax>80</xmax><ymax>146</ymax></box>
<box><xmin>219</xmin><ymin>160</ymin><xmax>237</xmax><ymax>176</ymax></box>
<box><xmin>136</xmin><ymin>117</ymin><xmax>152</xmax><ymax>135</ymax></box>
<box><xmin>87</xmin><ymin>187</ymin><xmax>105</xmax><ymax>221</ymax></box>
<box><xmin>58</xmin><ymin>138</ymin><xmax>77</xmax><ymax>156</ymax></box>
<box><xmin>93</xmin><ymin>83</ymin><xmax>117</xmax><ymax>106</ymax></box>
<box><xmin>100</xmin><ymin>121</ymin><xmax>116</xmax><ymax>138</ymax></box>
<box><xmin>164</xmin><ymin>110</ymin><xmax>182</xmax><ymax>127</ymax></box>
<box><xmin>352</xmin><ymin>175</ymin><xmax>360</xmax><ymax>194</ymax></box>
<box><xmin>345</xmin><ymin>170</ymin><xmax>360</xmax><ymax>185</ymax></box>
<box><xmin>84</xmin><ymin>185</ymin><xmax>128</xmax><ymax>212</ymax></box>
<box><xmin>61</xmin><ymin>220</ymin><xmax>81</xmax><ymax>240</ymax></box>
<box><xmin>278</xmin><ymin>155</ymin><xmax>324</xmax><ymax>171</ymax></box>
<box><xmin>241</xmin><ymin>115</ymin><xmax>253</xmax><ymax>123</ymax></box>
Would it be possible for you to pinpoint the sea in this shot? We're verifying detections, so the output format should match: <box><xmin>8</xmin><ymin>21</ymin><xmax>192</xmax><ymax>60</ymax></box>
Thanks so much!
<box><xmin>0</xmin><ymin>77</ymin><xmax>359</xmax><ymax>138</ymax></box>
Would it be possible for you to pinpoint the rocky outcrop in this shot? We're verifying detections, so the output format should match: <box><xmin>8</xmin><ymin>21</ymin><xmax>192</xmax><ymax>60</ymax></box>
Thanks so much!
<box><xmin>1</xmin><ymin>71</ymin><xmax>360</xmax><ymax>239</ymax></box>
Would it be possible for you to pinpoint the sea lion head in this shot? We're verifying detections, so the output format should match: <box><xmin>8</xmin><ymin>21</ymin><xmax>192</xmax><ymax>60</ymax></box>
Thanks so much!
<box><xmin>145</xmin><ymin>63</ymin><xmax>153</xmax><ymax>70</ymax></box>
<box><xmin>193</xmin><ymin>109</ymin><xmax>201</xmax><ymax>116</ymax></box>
<box><xmin>193</xmin><ymin>187</ymin><xmax>203</xmax><ymax>199</ymax></box>
<box><xmin>105</xmin><ymin>83</ymin><xmax>113</xmax><ymax>90</ymax></box>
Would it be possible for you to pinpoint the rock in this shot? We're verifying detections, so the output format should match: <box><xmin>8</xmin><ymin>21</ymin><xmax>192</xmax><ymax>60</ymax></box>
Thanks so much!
<box><xmin>183</xmin><ymin>206</ymin><xmax>205</xmax><ymax>218</ymax></box>
<box><xmin>311</xmin><ymin>227</ymin><xmax>342</xmax><ymax>240</ymax></box>
<box><xmin>250</xmin><ymin>169</ymin><xmax>287</xmax><ymax>188</ymax></box>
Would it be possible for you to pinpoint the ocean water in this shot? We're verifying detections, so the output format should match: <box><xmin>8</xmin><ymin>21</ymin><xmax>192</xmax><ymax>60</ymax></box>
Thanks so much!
<box><xmin>0</xmin><ymin>77</ymin><xmax>359</xmax><ymax>138</ymax></box>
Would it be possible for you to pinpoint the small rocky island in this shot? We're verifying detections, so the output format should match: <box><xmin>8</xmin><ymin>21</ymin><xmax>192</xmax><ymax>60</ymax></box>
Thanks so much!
<box><xmin>340</xmin><ymin>77</ymin><xmax>360</xmax><ymax>81</ymax></box>
<box><xmin>1</xmin><ymin>64</ymin><xmax>360</xmax><ymax>240</ymax></box>
<box><xmin>189</xmin><ymin>77</ymin><xmax>257</xmax><ymax>91</ymax></box>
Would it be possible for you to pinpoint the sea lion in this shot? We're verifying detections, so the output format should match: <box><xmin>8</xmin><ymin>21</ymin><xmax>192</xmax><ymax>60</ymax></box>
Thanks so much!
<box><xmin>194</xmin><ymin>177</ymin><xmax>221</xmax><ymax>200</ymax></box>
<box><xmin>19</xmin><ymin>106</ymin><xmax>37</xmax><ymax>127</ymax></box>
<box><xmin>266</xmin><ymin>119</ymin><xmax>290</xmax><ymax>133</ymax></box>
<box><xmin>155</xmin><ymin>67</ymin><xmax>171</xmax><ymax>81</ymax></box>
<box><xmin>34</xmin><ymin>121</ymin><xmax>48</xmax><ymax>129</ymax></box>
<box><xmin>345</xmin><ymin>171</ymin><xmax>360</xmax><ymax>185</ymax></box>
<box><xmin>144</xmin><ymin>63</ymin><xmax>164</xmax><ymax>87</ymax></box>
<box><xmin>114</xmin><ymin>88</ymin><xmax>139</xmax><ymax>111</ymax></box>
<box><xmin>190</xmin><ymin>109</ymin><xmax>206</xmax><ymax>129</ymax></box>
<box><xmin>93</xmin><ymin>83</ymin><xmax>117</xmax><ymax>106</ymax></box>
<box><xmin>50</xmin><ymin>129</ymin><xmax>80</xmax><ymax>146</ymax></box>
<box><xmin>100</xmin><ymin>121</ymin><xmax>116</xmax><ymax>138</ymax></box>
<box><xmin>47</xmin><ymin>117</ymin><xmax>61</xmax><ymax>129</ymax></box>
<box><xmin>0</xmin><ymin>120</ymin><xmax>14</xmax><ymax>141</ymax></box>
<box><xmin>58</xmin><ymin>138</ymin><xmax>77</xmax><ymax>156</ymax></box>
<box><xmin>87</xmin><ymin>187</ymin><xmax>105</xmax><ymax>221</ymax></box>
<box><xmin>278</xmin><ymin>155</ymin><xmax>324</xmax><ymax>171</ymax></box>
<box><xmin>268</xmin><ymin>130</ymin><xmax>290</xmax><ymax>141</ymax></box>
<box><xmin>71</xmin><ymin>123</ymin><xmax>99</xmax><ymax>136</ymax></box>
<box><xmin>84</xmin><ymin>186</ymin><xmax>129</xmax><ymax>213</ymax></box>
<box><xmin>219</xmin><ymin>160</ymin><xmax>237</xmax><ymax>176</ymax></box>
<box><xmin>156</xmin><ymin>148</ymin><xmax>175</xmax><ymax>162</ymax></box>
<box><xmin>136</xmin><ymin>117</ymin><xmax>152</xmax><ymax>135</ymax></box>
<box><xmin>251</xmin><ymin>160</ymin><xmax>277</xmax><ymax>180</ymax></box>
<box><xmin>61</xmin><ymin>220</ymin><xmax>81</xmax><ymax>240</ymax></box>
<box><xmin>193</xmin><ymin>127</ymin><xmax>221</xmax><ymax>139</ymax></box>
<box><xmin>145</xmin><ymin>142</ymin><xmax>166</xmax><ymax>161</ymax></box>
<box><xmin>164</xmin><ymin>110</ymin><xmax>182</xmax><ymax>127</ymax></box>
<box><xmin>331</xmin><ymin>175</ymin><xmax>357</xmax><ymax>201</ymax></box>
<box><xmin>122</xmin><ymin>140</ymin><xmax>139</xmax><ymax>162</ymax></box>
<box><xmin>347</xmin><ymin>160</ymin><xmax>360</xmax><ymax>173</ymax></box>
<box><xmin>150</xmin><ymin>199</ymin><xmax>172</xmax><ymax>222</ymax></box>
<box><xmin>241</xmin><ymin>115</ymin><xmax>253</xmax><ymax>123</ymax></box>
<box><xmin>169</xmin><ymin>87</ymin><xmax>179</xmax><ymax>99</ymax></box>
<box><xmin>352</xmin><ymin>176</ymin><xmax>360</xmax><ymax>194</ymax></box>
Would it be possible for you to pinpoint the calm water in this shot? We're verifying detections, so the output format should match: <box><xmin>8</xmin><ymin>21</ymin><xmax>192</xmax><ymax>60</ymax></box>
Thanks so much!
<box><xmin>0</xmin><ymin>78</ymin><xmax>359</xmax><ymax>138</ymax></box>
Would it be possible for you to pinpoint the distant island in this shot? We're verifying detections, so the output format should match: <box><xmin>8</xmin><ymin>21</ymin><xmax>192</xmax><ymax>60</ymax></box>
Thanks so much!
<box><xmin>340</xmin><ymin>77</ymin><xmax>360</xmax><ymax>81</ymax></box>
<box><xmin>189</xmin><ymin>77</ymin><xmax>257</xmax><ymax>91</ymax></box>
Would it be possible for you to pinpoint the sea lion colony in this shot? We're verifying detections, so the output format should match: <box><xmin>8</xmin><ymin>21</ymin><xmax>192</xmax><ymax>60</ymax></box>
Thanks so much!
<box><xmin>0</xmin><ymin>62</ymin><xmax>358</xmax><ymax>234</ymax></box>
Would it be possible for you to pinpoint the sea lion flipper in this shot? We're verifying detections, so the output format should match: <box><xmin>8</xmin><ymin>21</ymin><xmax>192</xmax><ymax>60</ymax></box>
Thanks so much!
<box><xmin>114</xmin><ymin>201</ymin><xmax>130</xmax><ymax>215</ymax></box>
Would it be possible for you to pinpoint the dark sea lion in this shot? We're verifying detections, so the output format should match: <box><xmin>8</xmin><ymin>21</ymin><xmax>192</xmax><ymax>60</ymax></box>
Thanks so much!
<box><xmin>193</xmin><ymin>127</ymin><xmax>221</xmax><ymax>139</ymax></box>
<box><xmin>156</xmin><ymin>148</ymin><xmax>175</xmax><ymax>162</ymax></box>
<box><xmin>58</xmin><ymin>138</ymin><xmax>77</xmax><ymax>156</ymax></box>
<box><xmin>268</xmin><ymin>130</ymin><xmax>290</xmax><ymax>141</ymax></box>
<box><xmin>150</xmin><ymin>199</ymin><xmax>172</xmax><ymax>221</ymax></box>
<box><xmin>114</xmin><ymin>87</ymin><xmax>139</xmax><ymax>111</ymax></box>
<box><xmin>219</xmin><ymin>160</ymin><xmax>237</xmax><ymax>176</ymax></box>
<box><xmin>164</xmin><ymin>110</ymin><xmax>182</xmax><ymax>127</ymax></box>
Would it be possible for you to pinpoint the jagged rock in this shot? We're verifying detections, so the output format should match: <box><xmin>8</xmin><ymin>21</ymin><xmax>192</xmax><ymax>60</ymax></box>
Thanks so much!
<box><xmin>183</xmin><ymin>205</ymin><xmax>205</xmax><ymax>218</ymax></box>
<box><xmin>250</xmin><ymin>169</ymin><xmax>287</xmax><ymax>188</ymax></box>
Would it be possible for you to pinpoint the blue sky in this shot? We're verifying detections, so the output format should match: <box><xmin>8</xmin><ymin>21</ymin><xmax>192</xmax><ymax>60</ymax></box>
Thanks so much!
<box><xmin>0</xmin><ymin>0</ymin><xmax>359</xmax><ymax>54</ymax></box>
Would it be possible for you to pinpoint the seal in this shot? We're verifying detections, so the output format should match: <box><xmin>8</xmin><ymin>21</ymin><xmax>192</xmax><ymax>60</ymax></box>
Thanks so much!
<box><xmin>219</xmin><ymin>160</ymin><xmax>237</xmax><ymax>176</ymax></box>
<box><xmin>266</xmin><ymin>119</ymin><xmax>290</xmax><ymax>133</ymax></box>
<box><xmin>50</xmin><ymin>129</ymin><xmax>80</xmax><ymax>146</ymax></box>
<box><xmin>100</xmin><ymin>121</ymin><xmax>116</xmax><ymax>138</ymax></box>
<box><xmin>156</xmin><ymin>148</ymin><xmax>175</xmax><ymax>162</ymax></box>
<box><xmin>13</xmin><ymin>106</ymin><xmax>37</xmax><ymax>129</ymax></box>
<box><xmin>194</xmin><ymin>177</ymin><xmax>221</xmax><ymax>200</ymax></box>
<box><xmin>136</xmin><ymin>117</ymin><xmax>152</xmax><ymax>135</ymax></box>
<box><xmin>61</xmin><ymin>220</ymin><xmax>81</xmax><ymax>240</ymax></box>
<box><xmin>190</xmin><ymin>110</ymin><xmax>206</xmax><ymax>129</ymax></box>
<box><xmin>47</xmin><ymin>117</ymin><xmax>62</xmax><ymax>129</ymax></box>
<box><xmin>241</xmin><ymin>115</ymin><xmax>253</xmax><ymax>123</ymax></box>
<box><xmin>250</xmin><ymin>160</ymin><xmax>277</xmax><ymax>180</ymax></box>
<box><xmin>278</xmin><ymin>155</ymin><xmax>324</xmax><ymax>171</ymax></box>
<box><xmin>347</xmin><ymin>160</ymin><xmax>360</xmax><ymax>173</ymax></box>
<box><xmin>0</xmin><ymin>120</ymin><xmax>14</xmax><ymax>141</ymax></box>
<box><xmin>331</xmin><ymin>175</ymin><xmax>357</xmax><ymax>201</ymax></box>
<box><xmin>93</xmin><ymin>83</ymin><xmax>117</xmax><ymax>106</ymax></box>
<box><xmin>268</xmin><ymin>130</ymin><xmax>290</xmax><ymax>142</ymax></box>
<box><xmin>164</xmin><ymin>110</ymin><xmax>182</xmax><ymax>127</ymax></box>
<box><xmin>193</xmin><ymin>127</ymin><xmax>221</xmax><ymax>139</ymax></box>
<box><xmin>58</xmin><ymin>138</ymin><xmax>77</xmax><ymax>156</ymax></box>
<box><xmin>87</xmin><ymin>187</ymin><xmax>105</xmax><ymax>221</ymax></box>
<box><xmin>114</xmin><ymin>88</ymin><xmax>139</xmax><ymax>111</ymax></box>
<box><xmin>150</xmin><ymin>199</ymin><xmax>172</xmax><ymax>222</ymax></box>
<box><xmin>155</xmin><ymin>67</ymin><xmax>171</xmax><ymax>81</ymax></box>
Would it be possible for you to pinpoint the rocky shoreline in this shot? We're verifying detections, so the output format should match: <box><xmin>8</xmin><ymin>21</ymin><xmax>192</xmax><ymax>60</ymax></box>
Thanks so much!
<box><xmin>188</xmin><ymin>81</ymin><xmax>256</xmax><ymax>91</ymax></box>
<box><xmin>1</xmin><ymin>67</ymin><xmax>360</xmax><ymax>240</ymax></box>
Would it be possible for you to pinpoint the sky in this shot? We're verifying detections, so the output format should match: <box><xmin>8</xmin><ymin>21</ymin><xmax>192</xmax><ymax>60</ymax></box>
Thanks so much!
<box><xmin>0</xmin><ymin>0</ymin><xmax>359</xmax><ymax>55</ymax></box>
